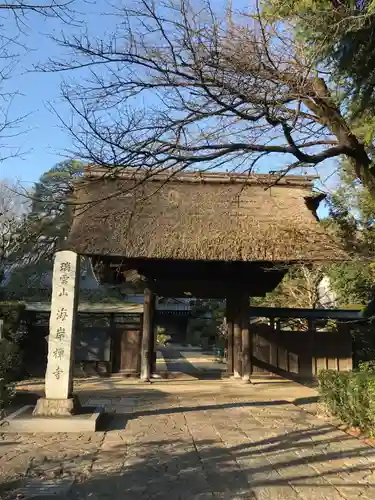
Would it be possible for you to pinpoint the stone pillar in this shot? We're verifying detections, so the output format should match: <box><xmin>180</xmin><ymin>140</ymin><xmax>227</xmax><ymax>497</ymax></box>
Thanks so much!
<box><xmin>141</xmin><ymin>287</ymin><xmax>154</xmax><ymax>381</ymax></box>
<box><xmin>33</xmin><ymin>251</ymin><xmax>80</xmax><ymax>416</ymax></box>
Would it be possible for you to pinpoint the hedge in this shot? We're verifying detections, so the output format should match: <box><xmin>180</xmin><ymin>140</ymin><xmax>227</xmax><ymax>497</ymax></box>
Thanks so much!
<box><xmin>0</xmin><ymin>301</ymin><xmax>25</xmax><ymax>337</ymax></box>
<box><xmin>318</xmin><ymin>366</ymin><xmax>375</xmax><ymax>436</ymax></box>
<box><xmin>0</xmin><ymin>302</ymin><xmax>26</xmax><ymax>417</ymax></box>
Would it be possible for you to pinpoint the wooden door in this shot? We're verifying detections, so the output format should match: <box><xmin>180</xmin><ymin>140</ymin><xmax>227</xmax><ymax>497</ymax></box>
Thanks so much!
<box><xmin>120</xmin><ymin>328</ymin><xmax>141</xmax><ymax>373</ymax></box>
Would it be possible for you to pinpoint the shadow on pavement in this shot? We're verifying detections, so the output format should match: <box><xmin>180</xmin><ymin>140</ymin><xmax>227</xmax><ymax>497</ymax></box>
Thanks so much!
<box><xmin>1</xmin><ymin>424</ymin><xmax>374</xmax><ymax>499</ymax></box>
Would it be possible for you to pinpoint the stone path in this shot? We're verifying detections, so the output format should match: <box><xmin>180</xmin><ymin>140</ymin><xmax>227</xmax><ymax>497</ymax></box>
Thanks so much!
<box><xmin>1</xmin><ymin>377</ymin><xmax>375</xmax><ymax>499</ymax></box>
<box><xmin>158</xmin><ymin>344</ymin><xmax>225</xmax><ymax>378</ymax></box>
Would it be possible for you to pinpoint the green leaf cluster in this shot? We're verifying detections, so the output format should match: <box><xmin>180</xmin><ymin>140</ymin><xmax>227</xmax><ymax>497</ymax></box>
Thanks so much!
<box><xmin>263</xmin><ymin>0</ymin><xmax>375</xmax><ymax>114</ymax></box>
<box><xmin>319</xmin><ymin>368</ymin><xmax>375</xmax><ymax>435</ymax></box>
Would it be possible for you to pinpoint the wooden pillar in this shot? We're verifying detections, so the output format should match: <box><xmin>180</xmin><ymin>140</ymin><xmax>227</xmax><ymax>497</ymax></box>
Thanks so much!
<box><xmin>269</xmin><ymin>318</ymin><xmax>278</xmax><ymax>374</ymax></box>
<box><xmin>233</xmin><ymin>297</ymin><xmax>242</xmax><ymax>379</ymax></box>
<box><xmin>226</xmin><ymin>297</ymin><xmax>234</xmax><ymax>376</ymax></box>
<box><xmin>109</xmin><ymin>313</ymin><xmax>117</xmax><ymax>374</ymax></box>
<box><xmin>241</xmin><ymin>295</ymin><xmax>251</xmax><ymax>383</ymax></box>
<box><xmin>149</xmin><ymin>296</ymin><xmax>156</xmax><ymax>376</ymax></box>
<box><xmin>141</xmin><ymin>287</ymin><xmax>154</xmax><ymax>381</ymax></box>
<box><xmin>309</xmin><ymin>319</ymin><xmax>316</xmax><ymax>377</ymax></box>
<box><xmin>338</xmin><ymin>323</ymin><xmax>353</xmax><ymax>371</ymax></box>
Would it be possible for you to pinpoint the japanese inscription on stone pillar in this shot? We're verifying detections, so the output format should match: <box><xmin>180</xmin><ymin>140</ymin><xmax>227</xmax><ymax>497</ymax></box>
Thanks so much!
<box><xmin>45</xmin><ymin>251</ymin><xmax>80</xmax><ymax>400</ymax></box>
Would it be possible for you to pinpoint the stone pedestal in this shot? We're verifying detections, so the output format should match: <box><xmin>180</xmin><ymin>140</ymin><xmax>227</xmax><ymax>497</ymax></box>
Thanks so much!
<box><xmin>33</xmin><ymin>396</ymin><xmax>81</xmax><ymax>417</ymax></box>
<box><xmin>33</xmin><ymin>251</ymin><xmax>80</xmax><ymax>417</ymax></box>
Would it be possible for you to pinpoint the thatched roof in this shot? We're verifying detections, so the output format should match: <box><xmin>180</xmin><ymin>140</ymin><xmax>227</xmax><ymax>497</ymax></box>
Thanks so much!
<box><xmin>66</xmin><ymin>168</ymin><xmax>347</xmax><ymax>263</ymax></box>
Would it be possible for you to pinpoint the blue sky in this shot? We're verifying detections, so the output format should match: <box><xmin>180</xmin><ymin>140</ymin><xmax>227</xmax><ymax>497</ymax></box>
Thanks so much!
<box><xmin>0</xmin><ymin>0</ymin><xmax>114</xmax><ymax>186</ymax></box>
<box><xmin>0</xmin><ymin>0</ymin><xmax>340</xmax><ymax>206</ymax></box>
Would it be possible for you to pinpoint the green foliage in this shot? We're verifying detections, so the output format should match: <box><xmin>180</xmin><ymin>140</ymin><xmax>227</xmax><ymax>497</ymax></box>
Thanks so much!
<box><xmin>345</xmin><ymin>320</ymin><xmax>375</xmax><ymax>367</ymax></box>
<box><xmin>252</xmin><ymin>264</ymin><xmax>325</xmax><ymax>309</ymax></box>
<box><xmin>186</xmin><ymin>299</ymin><xmax>225</xmax><ymax>348</ymax></box>
<box><xmin>6</xmin><ymin>160</ymin><xmax>84</xmax><ymax>275</ymax></box>
<box><xmin>0</xmin><ymin>302</ymin><xmax>25</xmax><ymax>416</ymax></box>
<box><xmin>26</xmin><ymin>160</ymin><xmax>83</xmax><ymax>253</ymax></box>
<box><xmin>156</xmin><ymin>327</ymin><xmax>171</xmax><ymax>346</ymax></box>
<box><xmin>1</xmin><ymin>160</ymin><xmax>84</xmax><ymax>301</ymax></box>
<box><xmin>5</xmin><ymin>260</ymin><xmax>53</xmax><ymax>301</ymax></box>
<box><xmin>318</xmin><ymin>369</ymin><xmax>375</xmax><ymax>435</ymax></box>
<box><xmin>358</xmin><ymin>360</ymin><xmax>375</xmax><ymax>372</ymax></box>
<box><xmin>0</xmin><ymin>302</ymin><xmax>25</xmax><ymax>339</ymax></box>
<box><xmin>327</xmin><ymin>263</ymin><xmax>374</xmax><ymax>306</ymax></box>
<box><xmin>263</xmin><ymin>0</ymin><xmax>375</xmax><ymax>113</ymax></box>
<box><xmin>328</xmin><ymin>162</ymin><xmax>375</xmax><ymax>252</ymax></box>
<box><xmin>321</xmin><ymin>162</ymin><xmax>375</xmax><ymax>309</ymax></box>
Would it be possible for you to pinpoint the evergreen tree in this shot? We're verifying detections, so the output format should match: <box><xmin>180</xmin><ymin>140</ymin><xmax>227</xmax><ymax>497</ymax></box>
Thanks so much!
<box><xmin>263</xmin><ymin>0</ymin><xmax>375</xmax><ymax>113</ymax></box>
<box><xmin>5</xmin><ymin>160</ymin><xmax>84</xmax><ymax>298</ymax></box>
<box><xmin>325</xmin><ymin>162</ymin><xmax>375</xmax><ymax>307</ymax></box>
<box><xmin>24</xmin><ymin>160</ymin><xmax>83</xmax><ymax>262</ymax></box>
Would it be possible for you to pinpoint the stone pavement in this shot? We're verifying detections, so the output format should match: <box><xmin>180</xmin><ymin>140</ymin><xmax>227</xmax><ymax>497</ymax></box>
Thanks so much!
<box><xmin>158</xmin><ymin>344</ymin><xmax>226</xmax><ymax>377</ymax></box>
<box><xmin>1</xmin><ymin>377</ymin><xmax>375</xmax><ymax>499</ymax></box>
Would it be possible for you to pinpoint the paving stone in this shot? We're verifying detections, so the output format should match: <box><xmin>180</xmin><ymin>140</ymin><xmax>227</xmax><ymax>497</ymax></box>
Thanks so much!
<box><xmin>1</xmin><ymin>377</ymin><xmax>375</xmax><ymax>499</ymax></box>
<box><xmin>15</xmin><ymin>478</ymin><xmax>74</xmax><ymax>498</ymax></box>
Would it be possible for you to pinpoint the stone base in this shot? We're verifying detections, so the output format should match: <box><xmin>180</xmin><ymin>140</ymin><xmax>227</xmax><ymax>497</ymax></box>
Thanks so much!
<box><xmin>0</xmin><ymin>405</ymin><xmax>103</xmax><ymax>433</ymax></box>
<box><xmin>140</xmin><ymin>377</ymin><xmax>151</xmax><ymax>383</ymax></box>
<box><xmin>33</xmin><ymin>395</ymin><xmax>81</xmax><ymax>417</ymax></box>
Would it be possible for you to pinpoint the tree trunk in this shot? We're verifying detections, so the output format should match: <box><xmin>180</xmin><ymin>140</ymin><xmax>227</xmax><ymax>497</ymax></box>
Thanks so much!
<box><xmin>304</xmin><ymin>77</ymin><xmax>375</xmax><ymax>194</ymax></box>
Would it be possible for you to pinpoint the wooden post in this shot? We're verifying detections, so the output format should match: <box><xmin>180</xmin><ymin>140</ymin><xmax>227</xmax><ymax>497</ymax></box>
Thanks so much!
<box><xmin>233</xmin><ymin>297</ymin><xmax>242</xmax><ymax>379</ymax></box>
<box><xmin>226</xmin><ymin>297</ymin><xmax>234</xmax><ymax>376</ymax></box>
<box><xmin>269</xmin><ymin>318</ymin><xmax>278</xmax><ymax>374</ymax></box>
<box><xmin>109</xmin><ymin>312</ymin><xmax>117</xmax><ymax>374</ymax></box>
<box><xmin>241</xmin><ymin>295</ymin><xmax>251</xmax><ymax>383</ymax></box>
<box><xmin>338</xmin><ymin>323</ymin><xmax>353</xmax><ymax>371</ymax></box>
<box><xmin>149</xmin><ymin>295</ymin><xmax>156</xmax><ymax>376</ymax></box>
<box><xmin>141</xmin><ymin>287</ymin><xmax>154</xmax><ymax>381</ymax></box>
<box><xmin>309</xmin><ymin>319</ymin><xmax>316</xmax><ymax>377</ymax></box>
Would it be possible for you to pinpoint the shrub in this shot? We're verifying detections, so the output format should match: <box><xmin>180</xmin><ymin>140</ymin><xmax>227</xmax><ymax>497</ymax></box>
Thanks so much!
<box><xmin>358</xmin><ymin>360</ymin><xmax>375</xmax><ymax>373</ymax></box>
<box><xmin>318</xmin><ymin>369</ymin><xmax>375</xmax><ymax>435</ymax></box>
<box><xmin>0</xmin><ymin>340</ymin><xmax>19</xmax><ymax>416</ymax></box>
<box><xmin>156</xmin><ymin>327</ymin><xmax>171</xmax><ymax>346</ymax></box>
<box><xmin>0</xmin><ymin>302</ymin><xmax>25</xmax><ymax>417</ymax></box>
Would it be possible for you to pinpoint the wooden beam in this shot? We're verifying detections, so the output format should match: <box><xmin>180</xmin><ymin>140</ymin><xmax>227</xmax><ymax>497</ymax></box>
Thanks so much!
<box><xmin>249</xmin><ymin>307</ymin><xmax>362</xmax><ymax>320</ymax></box>
<box><xmin>226</xmin><ymin>297</ymin><xmax>234</xmax><ymax>376</ymax></box>
<box><xmin>141</xmin><ymin>287</ymin><xmax>154</xmax><ymax>381</ymax></box>
<box><xmin>26</xmin><ymin>302</ymin><xmax>143</xmax><ymax>313</ymax></box>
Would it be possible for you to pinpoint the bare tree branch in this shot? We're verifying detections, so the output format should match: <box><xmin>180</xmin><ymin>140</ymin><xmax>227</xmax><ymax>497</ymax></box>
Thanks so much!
<box><xmin>0</xmin><ymin>0</ymin><xmax>78</xmax><ymax>167</ymax></box>
<box><xmin>41</xmin><ymin>0</ymin><xmax>375</xmax><ymax>194</ymax></box>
